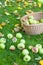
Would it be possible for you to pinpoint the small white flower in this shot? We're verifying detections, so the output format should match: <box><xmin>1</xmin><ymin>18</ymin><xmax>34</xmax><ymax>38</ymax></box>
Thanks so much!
<box><xmin>9</xmin><ymin>45</ymin><xmax>15</xmax><ymax>51</ymax></box>
<box><xmin>12</xmin><ymin>37</ymin><xmax>17</xmax><ymax>42</ymax></box>
<box><xmin>36</xmin><ymin>44</ymin><xmax>42</xmax><ymax>50</ymax></box>
<box><xmin>7</xmin><ymin>33</ymin><xmax>13</xmax><ymax>39</ymax></box>
<box><xmin>0</xmin><ymin>44</ymin><xmax>5</xmax><ymax>49</ymax></box>
<box><xmin>23</xmin><ymin>55</ymin><xmax>31</xmax><ymax>62</ymax></box>
<box><xmin>16</xmin><ymin>33</ymin><xmax>22</xmax><ymax>38</ymax></box>
<box><xmin>39</xmin><ymin>48</ymin><xmax>43</xmax><ymax>54</ymax></box>
<box><xmin>17</xmin><ymin>43</ymin><xmax>25</xmax><ymax>50</ymax></box>
<box><xmin>0</xmin><ymin>38</ymin><xmax>6</xmax><ymax>44</ymax></box>
<box><xmin>22</xmin><ymin>49</ymin><xmax>29</xmax><ymax>55</ymax></box>
<box><xmin>20</xmin><ymin>39</ymin><xmax>25</xmax><ymax>44</ymax></box>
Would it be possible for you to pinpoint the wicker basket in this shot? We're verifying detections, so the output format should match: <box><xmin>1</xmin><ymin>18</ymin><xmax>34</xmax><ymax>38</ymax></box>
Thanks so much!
<box><xmin>21</xmin><ymin>12</ymin><xmax>43</xmax><ymax>35</ymax></box>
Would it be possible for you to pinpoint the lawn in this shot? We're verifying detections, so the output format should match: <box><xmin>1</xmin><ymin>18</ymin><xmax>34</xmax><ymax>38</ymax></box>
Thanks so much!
<box><xmin>0</xmin><ymin>0</ymin><xmax>43</xmax><ymax>65</ymax></box>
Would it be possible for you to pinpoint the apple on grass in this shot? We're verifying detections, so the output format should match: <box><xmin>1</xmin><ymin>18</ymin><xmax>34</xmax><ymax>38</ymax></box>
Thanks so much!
<box><xmin>20</xmin><ymin>39</ymin><xmax>25</xmax><ymax>44</ymax></box>
<box><xmin>17</xmin><ymin>43</ymin><xmax>25</xmax><ymax>50</ymax></box>
<box><xmin>32</xmin><ymin>47</ymin><xmax>38</xmax><ymax>53</ymax></box>
<box><xmin>36</xmin><ymin>44</ymin><xmax>42</xmax><ymax>50</ymax></box>
<box><xmin>0</xmin><ymin>44</ymin><xmax>5</xmax><ymax>49</ymax></box>
<box><xmin>0</xmin><ymin>38</ymin><xmax>6</xmax><ymax>44</ymax></box>
<box><xmin>7</xmin><ymin>33</ymin><xmax>13</xmax><ymax>39</ymax></box>
<box><xmin>16</xmin><ymin>33</ymin><xmax>22</xmax><ymax>38</ymax></box>
<box><xmin>39</xmin><ymin>48</ymin><xmax>43</xmax><ymax>54</ymax></box>
<box><xmin>23</xmin><ymin>55</ymin><xmax>31</xmax><ymax>62</ymax></box>
<box><xmin>12</xmin><ymin>37</ymin><xmax>17</xmax><ymax>43</ymax></box>
<box><xmin>9</xmin><ymin>45</ymin><xmax>15</xmax><ymax>51</ymax></box>
<box><xmin>22</xmin><ymin>49</ymin><xmax>29</xmax><ymax>55</ymax></box>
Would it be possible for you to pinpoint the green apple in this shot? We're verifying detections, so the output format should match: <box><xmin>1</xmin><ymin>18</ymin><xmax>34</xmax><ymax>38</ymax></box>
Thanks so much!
<box><xmin>0</xmin><ymin>38</ymin><xmax>6</xmax><ymax>44</ymax></box>
<box><xmin>39</xmin><ymin>48</ymin><xmax>43</xmax><ymax>54</ymax></box>
<box><xmin>36</xmin><ymin>44</ymin><xmax>42</xmax><ymax>50</ymax></box>
<box><xmin>7</xmin><ymin>33</ymin><xmax>13</xmax><ymax>39</ymax></box>
<box><xmin>0</xmin><ymin>44</ymin><xmax>5</xmax><ymax>49</ymax></box>
<box><xmin>29</xmin><ymin>16</ymin><xmax>34</xmax><ymax>20</ymax></box>
<box><xmin>22</xmin><ymin>49</ymin><xmax>29</xmax><ymax>55</ymax></box>
<box><xmin>9</xmin><ymin>45</ymin><xmax>15</xmax><ymax>51</ymax></box>
<box><xmin>17</xmin><ymin>43</ymin><xmax>25</xmax><ymax>50</ymax></box>
<box><xmin>29</xmin><ymin>19</ymin><xmax>34</xmax><ymax>24</ymax></box>
<box><xmin>16</xmin><ymin>33</ymin><xmax>22</xmax><ymax>38</ymax></box>
<box><xmin>40</xmin><ymin>19</ymin><xmax>43</xmax><ymax>23</ymax></box>
<box><xmin>12</xmin><ymin>37</ymin><xmax>17</xmax><ymax>42</ymax></box>
<box><xmin>29</xmin><ymin>19</ymin><xmax>39</xmax><ymax>24</ymax></box>
<box><xmin>20</xmin><ymin>39</ymin><xmax>25</xmax><ymax>44</ymax></box>
<box><xmin>23</xmin><ymin>55</ymin><xmax>31</xmax><ymax>62</ymax></box>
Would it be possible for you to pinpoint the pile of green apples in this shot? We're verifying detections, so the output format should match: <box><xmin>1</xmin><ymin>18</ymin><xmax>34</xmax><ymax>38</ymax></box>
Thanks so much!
<box><xmin>26</xmin><ymin>16</ymin><xmax>43</xmax><ymax>25</ymax></box>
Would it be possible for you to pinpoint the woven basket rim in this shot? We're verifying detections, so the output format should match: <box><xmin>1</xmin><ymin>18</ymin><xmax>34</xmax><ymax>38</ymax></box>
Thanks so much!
<box><xmin>21</xmin><ymin>12</ymin><xmax>43</xmax><ymax>26</ymax></box>
<box><xmin>23</xmin><ymin>23</ymin><xmax>43</xmax><ymax>26</ymax></box>
<box><xmin>21</xmin><ymin>12</ymin><xmax>43</xmax><ymax>20</ymax></box>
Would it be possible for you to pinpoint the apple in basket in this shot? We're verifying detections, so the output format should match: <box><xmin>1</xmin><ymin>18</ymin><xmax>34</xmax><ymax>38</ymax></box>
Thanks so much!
<box><xmin>28</xmin><ymin>16</ymin><xmax>39</xmax><ymax>24</ymax></box>
<box><xmin>29</xmin><ymin>16</ymin><xmax>34</xmax><ymax>20</ymax></box>
<box><xmin>25</xmin><ymin>21</ymin><xmax>29</xmax><ymax>25</ymax></box>
<box><xmin>29</xmin><ymin>19</ymin><xmax>39</xmax><ymax>24</ymax></box>
<box><xmin>40</xmin><ymin>19</ymin><xmax>43</xmax><ymax>23</ymax></box>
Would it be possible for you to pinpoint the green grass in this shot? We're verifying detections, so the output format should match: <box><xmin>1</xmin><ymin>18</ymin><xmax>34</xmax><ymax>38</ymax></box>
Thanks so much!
<box><xmin>0</xmin><ymin>0</ymin><xmax>43</xmax><ymax>65</ymax></box>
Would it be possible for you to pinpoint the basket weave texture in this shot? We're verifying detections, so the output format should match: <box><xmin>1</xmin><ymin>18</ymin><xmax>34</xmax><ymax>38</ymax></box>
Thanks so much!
<box><xmin>21</xmin><ymin>12</ymin><xmax>43</xmax><ymax>35</ymax></box>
